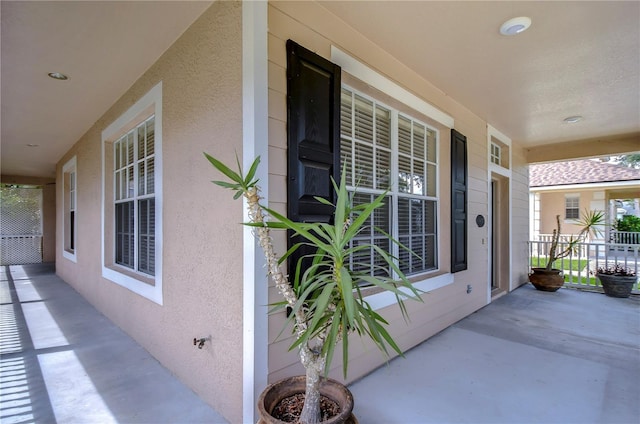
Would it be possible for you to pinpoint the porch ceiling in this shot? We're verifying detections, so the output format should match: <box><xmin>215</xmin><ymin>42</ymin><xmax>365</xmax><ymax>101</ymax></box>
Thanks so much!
<box><xmin>1</xmin><ymin>1</ymin><xmax>639</xmax><ymax>178</ymax></box>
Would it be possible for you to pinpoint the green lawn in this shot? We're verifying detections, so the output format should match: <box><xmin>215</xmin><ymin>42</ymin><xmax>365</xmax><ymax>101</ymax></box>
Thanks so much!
<box><xmin>530</xmin><ymin>257</ymin><xmax>589</xmax><ymax>272</ymax></box>
<box><xmin>563</xmin><ymin>274</ymin><xmax>598</xmax><ymax>285</ymax></box>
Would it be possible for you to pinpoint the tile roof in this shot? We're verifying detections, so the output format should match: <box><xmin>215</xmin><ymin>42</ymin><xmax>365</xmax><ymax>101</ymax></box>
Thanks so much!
<box><xmin>529</xmin><ymin>159</ymin><xmax>640</xmax><ymax>187</ymax></box>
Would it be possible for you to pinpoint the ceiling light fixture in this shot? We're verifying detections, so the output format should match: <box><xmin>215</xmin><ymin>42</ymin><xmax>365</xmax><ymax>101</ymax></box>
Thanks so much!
<box><xmin>26</xmin><ymin>144</ymin><xmax>39</xmax><ymax>147</ymax></box>
<box><xmin>563</xmin><ymin>116</ymin><xmax>583</xmax><ymax>124</ymax></box>
<box><xmin>500</xmin><ymin>17</ymin><xmax>532</xmax><ymax>36</ymax></box>
<box><xmin>48</xmin><ymin>72</ymin><xmax>69</xmax><ymax>81</ymax></box>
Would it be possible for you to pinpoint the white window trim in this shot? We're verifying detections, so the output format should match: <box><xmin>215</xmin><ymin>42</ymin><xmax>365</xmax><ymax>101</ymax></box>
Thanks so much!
<box><xmin>101</xmin><ymin>82</ymin><xmax>163</xmax><ymax>305</ymax></box>
<box><xmin>487</xmin><ymin>124</ymin><xmax>513</xmax><ymax>300</ymax></box>
<box><xmin>368</xmin><ymin>273</ymin><xmax>454</xmax><ymax>311</ymax></box>
<box><xmin>331</xmin><ymin>46</ymin><xmax>454</xmax><ymax>129</ymax></box>
<box><xmin>62</xmin><ymin>156</ymin><xmax>77</xmax><ymax>263</ymax></box>
<box><xmin>565</xmin><ymin>194</ymin><xmax>580</xmax><ymax>221</ymax></box>
<box><xmin>488</xmin><ymin>124</ymin><xmax>512</xmax><ymax>178</ymax></box>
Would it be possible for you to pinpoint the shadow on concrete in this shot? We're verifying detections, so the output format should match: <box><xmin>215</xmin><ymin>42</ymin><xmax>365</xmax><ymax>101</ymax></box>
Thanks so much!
<box><xmin>0</xmin><ymin>263</ymin><xmax>227</xmax><ymax>424</ymax></box>
<box><xmin>0</xmin><ymin>265</ymin><xmax>56</xmax><ymax>424</ymax></box>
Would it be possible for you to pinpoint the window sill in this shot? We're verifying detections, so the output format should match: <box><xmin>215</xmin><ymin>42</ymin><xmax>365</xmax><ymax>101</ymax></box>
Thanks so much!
<box><xmin>102</xmin><ymin>264</ymin><xmax>162</xmax><ymax>305</ymax></box>
<box><xmin>62</xmin><ymin>250</ymin><xmax>77</xmax><ymax>263</ymax></box>
<box><xmin>365</xmin><ymin>272</ymin><xmax>454</xmax><ymax>311</ymax></box>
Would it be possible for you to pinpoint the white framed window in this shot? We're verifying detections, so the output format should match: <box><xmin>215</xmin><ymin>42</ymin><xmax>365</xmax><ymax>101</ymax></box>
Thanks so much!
<box><xmin>341</xmin><ymin>87</ymin><xmax>438</xmax><ymax>278</ymax></box>
<box><xmin>101</xmin><ymin>82</ymin><xmax>163</xmax><ymax>304</ymax></box>
<box><xmin>565</xmin><ymin>195</ymin><xmax>580</xmax><ymax>220</ymax></box>
<box><xmin>113</xmin><ymin>117</ymin><xmax>156</xmax><ymax>274</ymax></box>
<box><xmin>62</xmin><ymin>156</ymin><xmax>77</xmax><ymax>262</ymax></box>
<box><xmin>488</xmin><ymin>130</ymin><xmax>511</xmax><ymax>174</ymax></box>
<box><xmin>490</xmin><ymin>143</ymin><xmax>501</xmax><ymax>166</ymax></box>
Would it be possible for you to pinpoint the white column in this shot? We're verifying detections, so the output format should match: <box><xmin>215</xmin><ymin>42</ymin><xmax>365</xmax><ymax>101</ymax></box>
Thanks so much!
<box><xmin>242</xmin><ymin>2</ymin><xmax>269</xmax><ymax>423</ymax></box>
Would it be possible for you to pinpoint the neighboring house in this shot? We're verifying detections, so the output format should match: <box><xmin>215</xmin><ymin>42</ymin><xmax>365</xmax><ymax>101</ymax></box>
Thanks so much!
<box><xmin>529</xmin><ymin>159</ymin><xmax>640</xmax><ymax>242</ymax></box>
<box><xmin>1</xmin><ymin>3</ymin><xmax>637</xmax><ymax>424</ymax></box>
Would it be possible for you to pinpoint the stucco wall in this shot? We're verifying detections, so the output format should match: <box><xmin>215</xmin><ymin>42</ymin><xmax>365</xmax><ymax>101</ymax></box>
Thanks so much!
<box><xmin>54</xmin><ymin>2</ymin><xmax>244</xmax><ymax>422</ymax></box>
<box><xmin>538</xmin><ymin>190</ymin><xmax>602</xmax><ymax>235</ymax></box>
<box><xmin>267</xmin><ymin>1</ymin><xmax>530</xmax><ymax>383</ymax></box>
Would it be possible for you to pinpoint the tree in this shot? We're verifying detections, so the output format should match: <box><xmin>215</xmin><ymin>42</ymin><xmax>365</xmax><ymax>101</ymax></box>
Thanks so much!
<box><xmin>615</xmin><ymin>215</ymin><xmax>640</xmax><ymax>232</ymax></box>
<box><xmin>616</xmin><ymin>154</ymin><xmax>640</xmax><ymax>169</ymax></box>
<box><xmin>0</xmin><ymin>184</ymin><xmax>42</xmax><ymax>235</ymax></box>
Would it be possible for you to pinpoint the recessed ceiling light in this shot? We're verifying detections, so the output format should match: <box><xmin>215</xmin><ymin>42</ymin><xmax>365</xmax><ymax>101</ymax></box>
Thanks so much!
<box><xmin>48</xmin><ymin>72</ymin><xmax>69</xmax><ymax>81</ymax></box>
<box><xmin>500</xmin><ymin>17</ymin><xmax>532</xmax><ymax>36</ymax></box>
<box><xmin>26</xmin><ymin>143</ymin><xmax>39</xmax><ymax>147</ymax></box>
<box><xmin>563</xmin><ymin>116</ymin><xmax>583</xmax><ymax>124</ymax></box>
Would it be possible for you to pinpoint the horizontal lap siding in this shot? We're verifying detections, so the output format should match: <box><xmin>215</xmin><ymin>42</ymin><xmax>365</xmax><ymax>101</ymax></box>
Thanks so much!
<box><xmin>267</xmin><ymin>1</ymin><xmax>528</xmax><ymax>384</ymax></box>
<box><xmin>512</xmin><ymin>146</ymin><xmax>531</xmax><ymax>287</ymax></box>
<box><xmin>266</xmin><ymin>10</ymin><xmax>294</xmax><ymax>382</ymax></box>
<box><xmin>269</xmin><ymin>280</ymin><xmax>485</xmax><ymax>383</ymax></box>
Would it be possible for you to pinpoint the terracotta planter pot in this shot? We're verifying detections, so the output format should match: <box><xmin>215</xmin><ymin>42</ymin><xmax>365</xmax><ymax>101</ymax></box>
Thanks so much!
<box><xmin>258</xmin><ymin>376</ymin><xmax>356</xmax><ymax>424</ymax></box>
<box><xmin>529</xmin><ymin>268</ymin><xmax>564</xmax><ymax>292</ymax></box>
<box><xmin>597</xmin><ymin>274</ymin><xmax>637</xmax><ymax>298</ymax></box>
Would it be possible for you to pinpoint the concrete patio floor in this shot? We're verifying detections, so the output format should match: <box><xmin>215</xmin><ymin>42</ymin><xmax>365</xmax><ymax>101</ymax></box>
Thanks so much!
<box><xmin>0</xmin><ymin>263</ymin><xmax>227</xmax><ymax>424</ymax></box>
<box><xmin>1</xmin><ymin>263</ymin><xmax>638</xmax><ymax>424</ymax></box>
<box><xmin>349</xmin><ymin>284</ymin><xmax>640</xmax><ymax>423</ymax></box>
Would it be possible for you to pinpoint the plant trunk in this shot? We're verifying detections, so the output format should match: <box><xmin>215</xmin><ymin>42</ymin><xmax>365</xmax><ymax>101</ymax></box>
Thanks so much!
<box><xmin>245</xmin><ymin>187</ymin><xmax>307</xmax><ymax>337</ymax></box>
<box><xmin>246</xmin><ymin>187</ymin><xmax>328</xmax><ymax>423</ymax></box>
<box><xmin>299</xmin><ymin>344</ymin><xmax>326</xmax><ymax>424</ymax></box>
<box><xmin>546</xmin><ymin>216</ymin><xmax>561</xmax><ymax>271</ymax></box>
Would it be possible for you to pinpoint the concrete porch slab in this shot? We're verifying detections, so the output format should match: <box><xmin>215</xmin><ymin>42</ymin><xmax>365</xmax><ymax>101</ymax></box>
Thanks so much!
<box><xmin>350</xmin><ymin>284</ymin><xmax>640</xmax><ymax>423</ymax></box>
<box><xmin>0</xmin><ymin>263</ymin><xmax>228</xmax><ymax>424</ymax></box>
<box><xmin>1</xmin><ymin>263</ymin><xmax>638</xmax><ymax>424</ymax></box>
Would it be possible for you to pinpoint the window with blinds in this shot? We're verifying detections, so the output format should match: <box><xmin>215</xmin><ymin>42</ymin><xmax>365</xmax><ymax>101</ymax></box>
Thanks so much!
<box><xmin>565</xmin><ymin>195</ymin><xmax>579</xmax><ymax>220</ymax></box>
<box><xmin>113</xmin><ymin>116</ymin><xmax>155</xmax><ymax>276</ymax></box>
<box><xmin>341</xmin><ymin>87</ymin><xmax>438</xmax><ymax>277</ymax></box>
<box><xmin>63</xmin><ymin>156</ymin><xmax>77</xmax><ymax>261</ymax></box>
<box><xmin>68</xmin><ymin>170</ymin><xmax>76</xmax><ymax>252</ymax></box>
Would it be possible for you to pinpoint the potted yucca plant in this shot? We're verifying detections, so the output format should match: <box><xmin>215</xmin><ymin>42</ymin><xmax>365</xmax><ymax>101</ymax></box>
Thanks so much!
<box><xmin>205</xmin><ymin>153</ymin><xmax>422</xmax><ymax>424</ymax></box>
<box><xmin>529</xmin><ymin>210</ymin><xmax>604</xmax><ymax>292</ymax></box>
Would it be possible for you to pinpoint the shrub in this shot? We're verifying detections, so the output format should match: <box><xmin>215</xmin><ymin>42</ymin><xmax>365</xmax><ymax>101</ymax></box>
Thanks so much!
<box><xmin>615</xmin><ymin>215</ymin><xmax>640</xmax><ymax>232</ymax></box>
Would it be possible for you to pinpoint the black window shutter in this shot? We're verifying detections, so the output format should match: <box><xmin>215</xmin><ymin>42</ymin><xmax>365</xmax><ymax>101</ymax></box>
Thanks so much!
<box><xmin>451</xmin><ymin>129</ymin><xmax>468</xmax><ymax>273</ymax></box>
<box><xmin>286</xmin><ymin>40</ymin><xmax>341</xmax><ymax>278</ymax></box>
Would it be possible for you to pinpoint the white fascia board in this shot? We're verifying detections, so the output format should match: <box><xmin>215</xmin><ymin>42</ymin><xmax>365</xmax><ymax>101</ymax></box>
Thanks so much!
<box><xmin>530</xmin><ymin>180</ymin><xmax>640</xmax><ymax>192</ymax></box>
<box><xmin>331</xmin><ymin>46</ymin><xmax>454</xmax><ymax>129</ymax></box>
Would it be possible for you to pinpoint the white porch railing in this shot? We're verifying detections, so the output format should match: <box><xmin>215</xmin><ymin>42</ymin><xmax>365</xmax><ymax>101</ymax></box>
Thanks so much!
<box><xmin>610</xmin><ymin>231</ymin><xmax>640</xmax><ymax>245</ymax></box>
<box><xmin>528</xmin><ymin>240</ymin><xmax>640</xmax><ymax>294</ymax></box>
<box><xmin>534</xmin><ymin>234</ymin><xmax>591</xmax><ymax>257</ymax></box>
